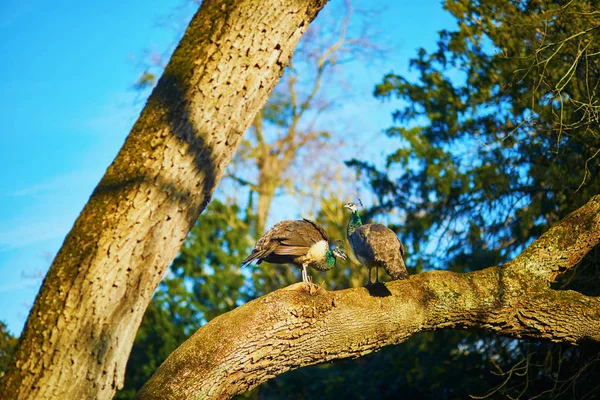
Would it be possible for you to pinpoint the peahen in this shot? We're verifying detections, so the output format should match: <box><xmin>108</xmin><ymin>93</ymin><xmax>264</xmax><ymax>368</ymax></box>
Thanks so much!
<box><xmin>242</xmin><ymin>218</ymin><xmax>347</xmax><ymax>288</ymax></box>
<box><xmin>344</xmin><ymin>202</ymin><xmax>408</xmax><ymax>284</ymax></box>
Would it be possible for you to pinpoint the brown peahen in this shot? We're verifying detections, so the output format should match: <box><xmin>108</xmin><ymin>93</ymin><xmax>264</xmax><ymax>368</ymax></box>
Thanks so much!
<box><xmin>344</xmin><ymin>202</ymin><xmax>408</xmax><ymax>285</ymax></box>
<box><xmin>242</xmin><ymin>218</ymin><xmax>347</xmax><ymax>288</ymax></box>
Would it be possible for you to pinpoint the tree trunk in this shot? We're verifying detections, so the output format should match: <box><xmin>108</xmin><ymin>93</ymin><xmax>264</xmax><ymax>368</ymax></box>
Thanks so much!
<box><xmin>0</xmin><ymin>1</ymin><xmax>328</xmax><ymax>399</ymax></box>
<box><xmin>137</xmin><ymin>195</ymin><xmax>600</xmax><ymax>400</ymax></box>
<box><xmin>255</xmin><ymin>169</ymin><xmax>278</xmax><ymax>236</ymax></box>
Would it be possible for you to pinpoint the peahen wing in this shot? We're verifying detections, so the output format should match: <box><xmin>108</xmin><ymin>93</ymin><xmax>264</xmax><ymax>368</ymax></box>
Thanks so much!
<box><xmin>272</xmin><ymin>219</ymin><xmax>328</xmax><ymax>258</ymax></box>
<box><xmin>350</xmin><ymin>225</ymin><xmax>375</xmax><ymax>262</ymax></box>
<box><xmin>264</xmin><ymin>219</ymin><xmax>316</xmax><ymax>257</ymax></box>
<box><xmin>365</xmin><ymin>224</ymin><xmax>408</xmax><ymax>279</ymax></box>
<box><xmin>301</xmin><ymin>219</ymin><xmax>329</xmax><ymax>242</ymax></box>
<box><xmin>241</xmin><ymin>220</ymin><xmax>288</xmax><ymax>266</ymax></box>
<box><xmin>243</xmin><ymin>219</ymin><xmax>330</xmax><ymax>266</ymax></box>
<box><xmin>275</xmin><ymin>220</ymin><xmax>326</xmax><ymax>246</ymax></box>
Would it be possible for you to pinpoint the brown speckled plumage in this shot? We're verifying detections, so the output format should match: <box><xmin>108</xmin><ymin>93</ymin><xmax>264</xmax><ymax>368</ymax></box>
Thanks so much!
<box><xmin>242</xmin><ymin>219</ymin><xmax>346</xmax><ymax>286</ymax></box>
<box><xmin>344</xmin><ymin>202</ymin><xmax>408</xmax><ymax>283</ymax></box>
<box><xmin>349</xmin><ymin>223</ymin><xmax>408</xmax><ymax>281</ymax></box>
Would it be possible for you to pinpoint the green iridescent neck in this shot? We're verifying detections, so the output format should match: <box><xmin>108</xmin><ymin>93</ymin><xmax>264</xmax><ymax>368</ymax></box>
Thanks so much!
<box><xmin>347</xmin><ymin>211</ymin><xmax>362</xmax><ymax>236</ymax></box>
<box><xmin>325</xmin><ymin>250</ymin><xmax>336</xmax><ymax>267</ymax></box>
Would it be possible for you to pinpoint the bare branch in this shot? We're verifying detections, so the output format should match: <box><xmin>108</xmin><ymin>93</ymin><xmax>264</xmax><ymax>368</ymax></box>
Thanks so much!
<box><xmin>298</xmin><ymin>1</ymin><xmax>352</xmax><ymax>116</ymax></box>
<box><xmin>223</xmin><ymin>173</ymin><xmax>258</xmax><ymax>191</ymax></box>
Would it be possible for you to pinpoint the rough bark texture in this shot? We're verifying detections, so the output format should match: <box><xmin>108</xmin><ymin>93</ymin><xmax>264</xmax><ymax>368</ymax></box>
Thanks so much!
<box><xmin>0</xmin><ymin>1</ymin><xmax>328</xmax><ymax>399</ymax></box>
<box><xmin>138</xmin><ymin>195</ymin><xmax>600</xmax><ymax>400</ymax></box>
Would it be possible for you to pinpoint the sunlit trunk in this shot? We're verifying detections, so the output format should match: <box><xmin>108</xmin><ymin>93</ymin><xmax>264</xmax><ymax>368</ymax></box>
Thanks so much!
<box><xmin>0</xmin><ymin>1</ymin><xmax>328</xmax><ymax>399</ymax></box>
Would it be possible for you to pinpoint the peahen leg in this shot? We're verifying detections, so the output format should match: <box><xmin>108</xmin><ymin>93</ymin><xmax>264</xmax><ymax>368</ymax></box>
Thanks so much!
<box><xmin>301</xmin><ymin>265</ymin><xmax>308</xmax><ymax>284</ymax></box>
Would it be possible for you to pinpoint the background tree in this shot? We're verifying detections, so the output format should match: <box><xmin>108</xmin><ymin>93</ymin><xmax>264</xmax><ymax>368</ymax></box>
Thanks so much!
<box><xmin>0</xmin><ymin>322</ymin><xmax>17</xmax><ymax>376</ymax></box>
<box><xmin>345</xmin><ymin>0</ymin><xmax>600</xmax><ymax>398</ymax></box>
<box><xmin>211</xmin><ymin>0</ymin><xmax>381</xmax><ymax>295</ymax></box>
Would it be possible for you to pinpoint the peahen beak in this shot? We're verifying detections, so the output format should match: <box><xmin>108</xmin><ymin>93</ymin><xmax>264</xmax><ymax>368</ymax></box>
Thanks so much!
<box><xmin>333</xmin><ymin>248</ymin><xmax>348</xmax><ymax>260</ymax></box>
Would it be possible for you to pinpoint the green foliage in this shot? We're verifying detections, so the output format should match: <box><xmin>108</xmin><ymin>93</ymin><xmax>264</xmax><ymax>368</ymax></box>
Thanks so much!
<box><xmin>167</xmin><ymin>200</ymin><xmax>252</xmax><ymax>324</ymax></box>
<box><xmin>344</xmin><ymin>0</ymin><xmax>600</xmax><ymax>398</ymax></box>
<box><xmin>0</xmin><ymin>321</ymin><xmax>17</xmax><ymax>375</ymax></box>
<box><xmin>351</xmin><ymin>0</ymin><xmax>600</xmax><ymax>269</ymax></box>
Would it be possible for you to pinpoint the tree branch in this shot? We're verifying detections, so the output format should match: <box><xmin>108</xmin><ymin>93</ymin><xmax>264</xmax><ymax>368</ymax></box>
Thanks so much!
<box><xmin>138</xmin><ymin>195</ymin><xmax>600</xmax><ymax>400</ymax></box>
<box><xmin>507</xmin><ymin>194</ymin><xmax>600</xmax><ymax>281</ymax></box>
<box><xmin>223</xmin><ymin>173</ymin><xmax>258</xmax><ymax>191</ymax></box>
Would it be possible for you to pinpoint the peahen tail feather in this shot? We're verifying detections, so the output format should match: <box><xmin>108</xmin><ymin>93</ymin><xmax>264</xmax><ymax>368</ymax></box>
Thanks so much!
<box><xmin>241</xmin><ymin>246</ymin><xmax>275</xmax><ymax>268</ymax></box>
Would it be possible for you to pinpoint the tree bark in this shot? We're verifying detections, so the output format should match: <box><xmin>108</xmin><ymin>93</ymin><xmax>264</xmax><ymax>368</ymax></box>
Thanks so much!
<box><xmin>0</xmin><ymin>1</ymin><xmax>328</xmax><ymax>399</ymax></box>
<box><xmin>137</xmin><ymin>194</ymin><xmax>600</xmax><ymax>400</ymax></box>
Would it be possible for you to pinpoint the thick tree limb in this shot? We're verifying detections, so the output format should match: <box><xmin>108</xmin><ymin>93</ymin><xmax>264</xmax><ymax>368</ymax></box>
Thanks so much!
<box><xmin>0</xmin><ymin>1</ymin><xmax>328</xmax><ymax>399</ymax></box>
<box><xmin>138</xmin><ymin>195</ymin><xmax>600</xmax><ymax>400</ymax></box>
<box><xmin>507</xmin><ymin>194</ymin><xmax>600</xmax><ymax>281</ymax></box>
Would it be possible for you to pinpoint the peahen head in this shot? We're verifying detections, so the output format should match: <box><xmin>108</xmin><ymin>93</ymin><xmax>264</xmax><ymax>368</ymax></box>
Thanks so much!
<box><xmin>332</xmin><ymin>247</ymin><xmax>348</xmax><ymax>261</ymax></box>
<box><xmin>343</xmin><ymin>202</ymin><xmax>359</xmax><ymax>214</ymax></box>
<box><xmin>325</xmin><ymin>246</ymin><xmax>347</xmax><ymax>268</ymax></box>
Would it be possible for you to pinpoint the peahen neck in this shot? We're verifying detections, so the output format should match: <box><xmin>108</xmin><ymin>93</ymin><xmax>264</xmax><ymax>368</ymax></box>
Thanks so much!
<box><xmin>347</xmin><ymin>211</ymin><xmax>362</xmax><ymax>236</ymax></box>
<box><xmin>325</xmin><ymin>250</ymin><xmax>337</xmax><ymax>267</ymax></box>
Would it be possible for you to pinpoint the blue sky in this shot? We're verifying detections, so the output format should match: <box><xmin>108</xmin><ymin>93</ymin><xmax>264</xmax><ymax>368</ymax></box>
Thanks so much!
<box><xmin>0</xmin><ymin>0</ymin><xmax>454</xmax><ymax>335</ymax></box>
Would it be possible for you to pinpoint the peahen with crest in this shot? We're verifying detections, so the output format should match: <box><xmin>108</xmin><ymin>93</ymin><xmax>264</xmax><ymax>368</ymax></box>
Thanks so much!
<box><xmin>242</xmin><ymin>219</ymin><xmax>347</xmax><ymax>289</ymax></box>
<box><xmin>344</xmin><ymin>202</ymin><xmax>408</xmax><ymax>284</ymax></box>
